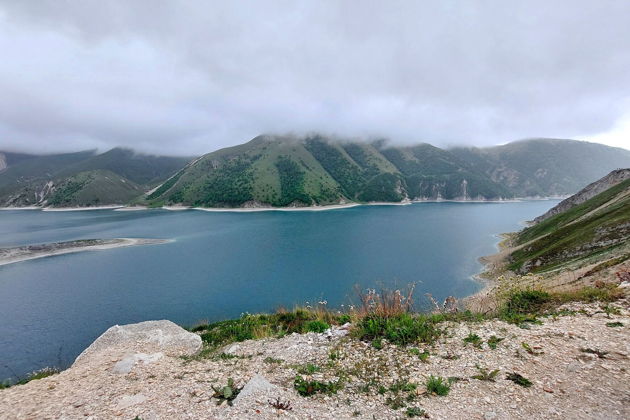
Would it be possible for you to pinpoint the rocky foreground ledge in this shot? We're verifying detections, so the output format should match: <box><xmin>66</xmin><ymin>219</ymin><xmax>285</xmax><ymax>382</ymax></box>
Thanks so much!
<box><xmin>1</xmin><ymin>300</ymin><xmax>629</xmax><ymax>420</ymax></box>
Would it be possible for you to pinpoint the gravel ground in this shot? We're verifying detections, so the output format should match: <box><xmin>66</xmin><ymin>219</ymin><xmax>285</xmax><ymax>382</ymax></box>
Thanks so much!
<box><xmin>1</xmin><ymin>300</ymin><xmax>629</xmax><ymax>420</ymax></box>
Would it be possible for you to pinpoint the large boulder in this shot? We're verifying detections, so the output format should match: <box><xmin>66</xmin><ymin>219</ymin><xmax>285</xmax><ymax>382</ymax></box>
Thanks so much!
<box><xmin>73</xmin><ymin>320</ymin><xmax>202</xmax><ymax>367</ymax></box>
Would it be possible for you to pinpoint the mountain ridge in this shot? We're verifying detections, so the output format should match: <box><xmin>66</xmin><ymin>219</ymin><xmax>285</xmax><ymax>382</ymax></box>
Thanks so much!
<box><xmin>144</xmin><ymin>135</ymin><xmax>630</xmax><ymax>208</ymax></box>
<box><xmin>2</xmin><ymin>137</ymin><xmax>629</xmax><ymax>208</ymax></box>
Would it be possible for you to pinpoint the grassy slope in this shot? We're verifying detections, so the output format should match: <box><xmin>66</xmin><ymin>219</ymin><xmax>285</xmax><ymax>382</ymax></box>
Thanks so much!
<box><xmin>509</xmin><ymin>179</ymin><xmax>630</xmax><ymax>273</ymax></box>
<box><xmin>47</xmin><ymin>170</ymin><xmax>144</xmax><ymax>206</ymax></box>
<box><xmin>0</xmin><ymin>149</ymin><xmax>191</xmax><ymax>207</ymax></box>
<box><xmin>60</xmin><ymin>148</ymin><xmax>192</xmax><ymax>186</ymax></box>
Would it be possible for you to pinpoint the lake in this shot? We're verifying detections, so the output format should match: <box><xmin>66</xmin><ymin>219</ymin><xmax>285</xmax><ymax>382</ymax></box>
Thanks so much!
<box><xmin>0</xmin><ymin>200</ymin><xmax>557</xmax><ymax>381</ymax></box>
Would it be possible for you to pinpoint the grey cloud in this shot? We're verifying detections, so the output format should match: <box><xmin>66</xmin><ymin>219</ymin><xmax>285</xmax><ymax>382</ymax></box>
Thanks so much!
<box><xmin>1</xmin><ymin>0</ymin><xmax>629</xmax><ymax>155</ymax></box>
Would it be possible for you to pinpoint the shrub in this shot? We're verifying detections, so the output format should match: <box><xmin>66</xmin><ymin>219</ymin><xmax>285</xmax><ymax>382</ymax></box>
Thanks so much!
<box><xmin>406</xmin><ymin>407</ymin><xmax>428</xmax><ymax>418</ymax></box>
<box><xmin>371</xmin><ymin>338</ymin><xmax>383</xmax><ymax>349</ymax></box>
<box><xmin>425</xmin><ymin>375</ymin><xmax>451</xmax><ymax>396</ymax></box>
<box><xmin>463</xmin><ymin>332</ymin><xmax>482</xmax><ymax>348</ymax></box>
<box><xmin>505</xmin><ymin>290</ymin><xmax>550</xmax><ymax>314</ymax></box>
<box><xmin>305</xmin><ymin>320</ymin><xmax>330</xmax><ymax>333</ymax></box>
<box><xmin>506</xmin><ymin>372</ymin><xmax>532</xmax><ymax>387</ymax></box>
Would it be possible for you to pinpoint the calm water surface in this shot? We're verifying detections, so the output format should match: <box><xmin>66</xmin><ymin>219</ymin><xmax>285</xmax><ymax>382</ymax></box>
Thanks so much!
<box><xmin>0</xmin><ymin>201</ymin><xmax>557</xmax><ymax>381</ymax></box>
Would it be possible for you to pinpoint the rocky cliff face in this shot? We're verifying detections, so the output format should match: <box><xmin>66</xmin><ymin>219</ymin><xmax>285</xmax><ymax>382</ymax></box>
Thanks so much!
<box><xmin>0</xmin><ymin>153</ymin><xmax>7</xmax><ymax>172</ymax></box>
<box><xmin>534</xmin><ymin>169</ymin><xmax>630</xmax><ymax>223</ymax></box>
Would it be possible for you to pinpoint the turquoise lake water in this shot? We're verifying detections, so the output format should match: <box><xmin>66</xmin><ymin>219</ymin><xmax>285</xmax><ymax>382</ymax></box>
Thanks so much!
<box><xmin>0</xmin><ymin>201</ymin><xmax>556</xmax><ymax>381</ymax></box>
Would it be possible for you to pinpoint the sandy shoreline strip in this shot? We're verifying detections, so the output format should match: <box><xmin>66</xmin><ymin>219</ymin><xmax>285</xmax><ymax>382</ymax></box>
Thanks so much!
<box><xmin>0</xmin><ymin>238</ymin><xmax>171</xmax><ymax>267</ymax></box>
<box><xmin>0</xmin><ymin>197</ymin><xmax>562</xmax><ymax>213</ymax></box>
<box><xmin>191</xmin><ymin>203</ymin><xmax>361</xmax><ymax>212</ymax></box>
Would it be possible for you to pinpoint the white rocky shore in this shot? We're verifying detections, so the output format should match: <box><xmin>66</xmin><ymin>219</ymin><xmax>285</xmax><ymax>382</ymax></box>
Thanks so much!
<box><xmin>1</xmin><ymin>299</ymin><xmax>629</xmax><ymax>419</ymax></box>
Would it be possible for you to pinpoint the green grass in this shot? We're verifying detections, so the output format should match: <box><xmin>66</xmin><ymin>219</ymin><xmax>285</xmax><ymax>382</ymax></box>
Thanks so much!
<box><xmin>498</xmin><ymin>287</ymin><xmax>623</xmax><ymax>325</ymax></box>
<box><xmin>296</xmin><ymin>363</ymin><xmax>320</xmax><ymax>375</ymax></box>
<box><xmin>193</xmin><ymin>308</ymin><xmax>346</xmax><ymax>349</ymax></box>
<box><xmin>353</xmin><ymin>313</ymin><xmax>443</xmax><ymax>346</ymax></box>
<box><xmin>606</xmin><ymin>322</ymin><xmax>623</xmax><ymax>327</ymax></box>
<box><xmin>0</xmin><ymin>367</ymin><xmax>60</xmax><ymax>389</ymax></box>
<box><xmin>509</xmin><ymin>179</ymin><xmax>630</xmax><ymax>273</ymax></box>
<box><xmin>294</xmin><ymin>375</ymin><xmax>343</xmax><ymax>396</ymax></box>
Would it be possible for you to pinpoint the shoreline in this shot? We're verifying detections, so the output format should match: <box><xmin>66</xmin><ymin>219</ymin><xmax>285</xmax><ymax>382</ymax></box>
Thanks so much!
<box><xmin>0</xmin><ymin>197</ymin><xmax>562</xmax><ymax>213</ymax></box>
<box><xmin>0</xmin><ymin>238</ymin><xmax>171</xmax><ymax>267</ymax></box>
<box><xmin>463</xmin><ymin>232</ymin><xmax>517</xmax><ymax>312</ymax></box>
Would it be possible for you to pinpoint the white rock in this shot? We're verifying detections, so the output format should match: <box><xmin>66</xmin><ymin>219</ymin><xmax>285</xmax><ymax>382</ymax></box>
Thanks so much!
<box><xmin>233</xmin><ymin>374</ymin><xmax>277</xmax><ymax>405</ymax></box>
<box><xmin>74</xmin><ymin>320</ymin><xmax>201</xmax><ymax>366</ymax></box>
<box><xmin>224</xmin><ymin>344</ymin><xmax>241</xmax><ymax>355</ymax></box>
<box><xmin>112</xmin><ymin>352</ymin><xmax>163</xmax><ymax>374</ymax></box>
<box><xmin>116</xmin><ymin>394</ymin><xmax>147</xmax><ymax>410</ymax></box>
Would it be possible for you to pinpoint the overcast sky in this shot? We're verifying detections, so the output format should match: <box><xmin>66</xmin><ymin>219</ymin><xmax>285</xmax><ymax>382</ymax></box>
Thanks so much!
<box><xmin>1</xmin><ymin>1</ymin><xmax>629</xmax><ymax>156</ymax></box>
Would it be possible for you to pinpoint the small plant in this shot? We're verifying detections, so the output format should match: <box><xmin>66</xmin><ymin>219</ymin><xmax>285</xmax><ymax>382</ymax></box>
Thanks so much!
<box><xmin>506</xmin><ymin>372</ymin><xmax>532</xmax><ymax>387</ymax></box>
<box><xmin>294</xmin><ymin>375</ymin><xmax>343</xmax><ymax>396</ymax></box>
<box><xmin>601</xmin><ymin>304</ymin><xmax>621</xmax><ymax>318</ymax></box>
<box><xmin>268</xmin><ymin>397</ymin><xmax>292</xmax><ymax>410</ymax></box>
<box><xmin>463</xmin><ymin>332</ymin><xmax>482</xmax><ymax>348</ymax></box>
<box><xmin>580</xmin><ymin>347</ymin><xmax>608</xmax><ymax>359</ymax></box>
<box><xmin>385</xmin><ymin>395</ymin><xmax>406</xmax><ymax>409</ymax></box>
<box><xmin>296</xmin><ymin>363</ymin><xmax>320</xmax><ymax>374</ymax></box>
<box><xmin>406</xmin><ymin>407</ymin><xmax>429</xmax><ymax>418</ymax></box>
<box><xmin>371</xmin><ymin>338</ymin><xmax>383</xmax><ymax>349</ymax></box>
<box><xmin>217</xmin><ymin>352</ymin><xmax>237</xmax><ymax>360</ymax></box>
<box><xmin>211</xmin><ymin>378</ymin><xmax>242</xmax><ymax>405</ymax></box>
<box><xmin>389</xmin><ymin>379</ymin><xmax>418</xmax><ymax>393</ymax></box>
<box><xmin>441</xmin><ymin>352</ymin><xmax>459</xmax><ymax>360</ymax></box>
<box><xmin>425</xmin><ymin>375</ymin><xmax>451</xmax><ymax>396</ymax></box>
<box><xmin>305</xmin><ymin>320</ymin><xmax>330</xmax><ymax>333</ymax></box>
<box><xmin>471</xmin><ymin>364</ymin><xmax>500</xmax><ymax>381</ymax></box>
<box><xmin>263</xmin><ymin>356</ymin><xmax>283</xmax><ymax>364</ymax></box>
<box><xmin>606</xmin><ymin>322</ymin><xmax>623</xmax><ymax>327</ymax></box>
<box><xmin>521</xmin><ymin>342</ymin><xmax>543</xmax><ymax>355</ymax></box>
<box><xmin>409</xmin><ymin>347</ymin><xmax>430</xmax><ymax>362</ymax></box>
<box><xmin>487</xmin><ymin>335</ymin><xmax>504</xmax><ymax>350</ymax></box>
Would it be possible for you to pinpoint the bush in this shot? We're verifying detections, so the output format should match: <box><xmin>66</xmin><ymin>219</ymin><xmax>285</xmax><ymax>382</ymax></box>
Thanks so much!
<box><xmin>425</xmin><ymin>375</ymin><xmax>451</xmax><ymax>396</ymax></box>
<box><xmin>305</xmin><ymin>320</ymin><xmax>330</xmax><ymax>333</ymax></box>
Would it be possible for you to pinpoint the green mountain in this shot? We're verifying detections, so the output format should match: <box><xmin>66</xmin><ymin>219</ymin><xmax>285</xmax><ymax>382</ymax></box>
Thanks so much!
<box><xmin>2</xmin><ymin>136</ymin><xmax>629</xmax><ymax>208</ymax></box>
<box><xmin>0</xmin><ymin>149</ymin><xmax>192</xmax><ymax>207</ymax></box>
<box><xmin>507</xmin><ymin>173</ymin><xmax>630</xmax><ymax>274</ymax></box>
<box><xmin>450</xmin><ymin>138</ymin><xmax>630</xmax><ymax>197</ymax></box>
<box><xmin>144</xmin><ymin>135</ymin><xmax>630</xmax><ymax>208</ymax></box>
